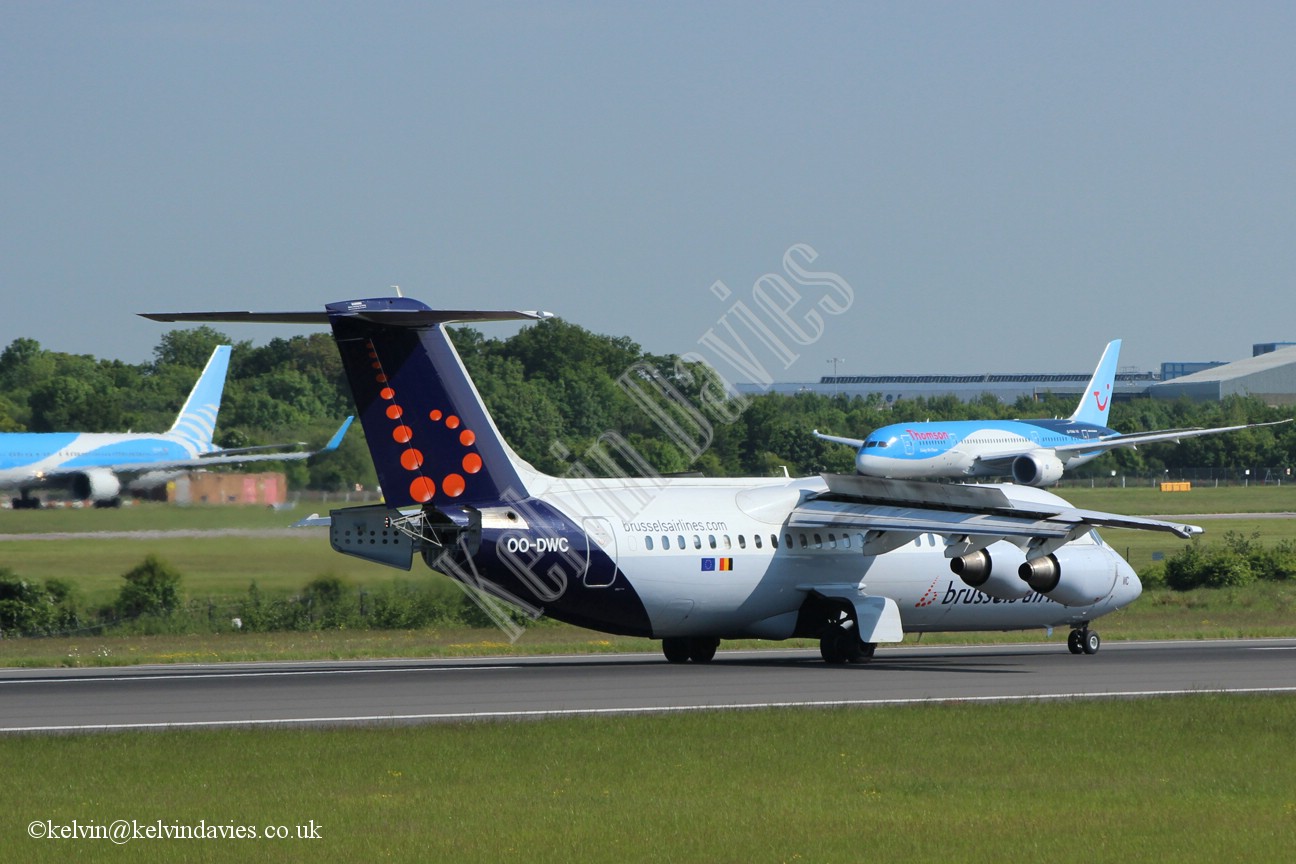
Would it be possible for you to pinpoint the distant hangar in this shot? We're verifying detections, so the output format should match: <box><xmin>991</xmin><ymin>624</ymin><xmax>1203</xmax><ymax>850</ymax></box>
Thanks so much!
<box><xmin>740</xmin><ymin>344</ymin><xmax>1296</xmax><ymax>407</ymax></box>
<box><xmin>1149</xmin><ymin>345</ymin><xmax>1296</xmax><ymax>406</ymax></box>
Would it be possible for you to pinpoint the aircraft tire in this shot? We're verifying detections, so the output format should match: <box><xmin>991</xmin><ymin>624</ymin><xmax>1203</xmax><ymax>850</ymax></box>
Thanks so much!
<box><xmin>687</xmin><ymin>638</ymin><xmax>719</xmax><ymax>663</ymax></box>
<box><xmin>820</xmin><ymin>627</ymin><xmax>853</xmax><ymax>664</ymax></box>
<box><xmin>848</xmin><ymin>642</ymin><xmax>877</xmax><ymax>664</ymax></box>
<box><xmin>662</xmin><ymin>638</ymin><xmax>691</xmax><ymax>664</ymax></box>
<box><xmin>1082</xmin><ymin>630</ymin><xmax>1101</xmax><ymax>655</ymax></box>
<box><xmin>1067</xmin><ymin>630</ymin><xmax>1084</xmax><ymax>654</ymax></box>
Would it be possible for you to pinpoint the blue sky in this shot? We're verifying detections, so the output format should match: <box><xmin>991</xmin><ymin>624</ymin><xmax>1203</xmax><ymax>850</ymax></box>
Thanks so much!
<box><xmin>3</xmin><ymin>1</ymin><xmax>1293</xmax><ymax>382</ymax></box>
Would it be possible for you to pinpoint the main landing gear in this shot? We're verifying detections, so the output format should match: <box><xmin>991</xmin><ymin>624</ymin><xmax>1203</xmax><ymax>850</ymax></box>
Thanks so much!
<box><xmin>819</xmin><ymin>623</ymin><xmax>877</xmax><ymax>664</ymax></box>
<box><xmin>661</xmin><ymin>637</ymin><xmax>720</xmax><ymax>664</ymax></box>
<box><xmin>1067</xmin><ymin>628</ymin><xmax>1101</xmax><ymax>655</ymax></box>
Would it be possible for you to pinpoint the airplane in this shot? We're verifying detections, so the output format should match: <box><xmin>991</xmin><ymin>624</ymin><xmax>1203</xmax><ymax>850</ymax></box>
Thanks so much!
<box><xmin>144</xmin><ymin>299</ymin><xmax>1205</xmax><ymax>663</ymax></box>
<box><xmin>0</xmin><ymin>344</ymin><xmax>353</xmax><ymax>509</ymax></box>
<box><xmin>815</xmin><ymin>339</ymin><xmax>1291</xmax><ymax>486</ymax></box>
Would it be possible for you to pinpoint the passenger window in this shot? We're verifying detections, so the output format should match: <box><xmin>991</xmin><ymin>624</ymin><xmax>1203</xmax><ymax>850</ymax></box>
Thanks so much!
<box><xmin>785</xmin><ymin>533</ymin><xmax>794</xmax><ymax>549</ymax></box>
<box><xmin>799</xmin><ymin>534</ymin><xmax>808</xmax><ymax>549</ymax></box>
<box><xmin>737</xmin><ymin>535</ymin><xmax>746</xmax><ymax>549</ymax></box>
<box><xmin>661</xmin><ymin>535</ymin><xmax>670</xmax><ymax>550</ymax></box>
<box><xmin>813</xmin><ymin>533</ymin><xmax>823</xmax><ymax>549</ymax></box>
<box><xmin>842</xmin><ymin>534</ymin><xmax>851</xmax><ymax>549</ymax></box>
<box><xmin>645</xmin><ymin>536</ymin><xmax>654</xmax><ymax>551</ymax></box>
<box><xmin>693</xmin><ymin>535</ymin><xmax>702</xmax><ymax>549</ymax></box>
<box><xmin>708</xmin><ymin>535</ymin><xmax>717</xmax><ymax>549</ymax></box>
<box><xmin>828</xmin><ymin>533</ymin><xmax>837</xmax><ymax>549</ymax></box>
<box><xmin>723</xmin><ymin>535</ymin><xmax>732</xmax><ymax>550</ymax></box>
<box><xmin>753</xmin><ymin>535</ymin><xmax>761</xmax><ymax>549</ymax></box>
<box><xmin>772</xmin><ymin>535</ymin><xmax>779</xmax><ymax>549</ymax></box>
<box><xmin>677</xmin><ymin>535</ymin><xmax>685</xmax><ymax>550</ymax></box>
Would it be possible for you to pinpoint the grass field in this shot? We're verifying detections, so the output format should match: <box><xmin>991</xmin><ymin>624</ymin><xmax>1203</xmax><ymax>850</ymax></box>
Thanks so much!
<box><xmin>3</xmin><ymin>695</ymin><xmax>1293</xmax><ymax>862</ymax></box>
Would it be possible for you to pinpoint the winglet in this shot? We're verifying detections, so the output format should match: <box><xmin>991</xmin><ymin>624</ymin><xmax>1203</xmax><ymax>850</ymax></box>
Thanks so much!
<box><xmin>1069</xmin><ymin>339</ymin><xmax>1121</xmax><ymax>426</ymax></box>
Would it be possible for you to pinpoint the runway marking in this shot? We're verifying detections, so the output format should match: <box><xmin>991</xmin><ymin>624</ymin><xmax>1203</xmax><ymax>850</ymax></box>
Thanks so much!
<box><xmin>5</xmin><ymin>686</ymin><xmax>1296</xmax><ymax>734</ymax></box>
<box><xmin>0</xmin><ymin>665</ymin><xmax>519</xmax><ymax>685</ymax></box>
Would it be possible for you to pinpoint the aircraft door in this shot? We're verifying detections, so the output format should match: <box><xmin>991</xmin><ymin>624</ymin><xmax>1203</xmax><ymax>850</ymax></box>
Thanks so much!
<box><xmin>582</xmin><ymin>517</ymin><xmax>619</xmax><ymax>588</ymax></box>
<box><xmin>903</xmin><ymin>434</ymin><xmax>914</xmax><ymax>456</ymax></box>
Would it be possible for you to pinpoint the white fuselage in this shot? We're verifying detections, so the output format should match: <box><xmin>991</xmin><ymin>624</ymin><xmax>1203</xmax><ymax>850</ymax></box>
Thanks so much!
<box><xmin>526</xmin><ymin>472</ymin><xmax>1140</xmax><ymax>640</ymax></box>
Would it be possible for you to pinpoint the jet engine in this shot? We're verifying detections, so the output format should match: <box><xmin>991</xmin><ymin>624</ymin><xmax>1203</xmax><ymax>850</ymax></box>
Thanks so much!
<box><xmin>949</xmin><ymin>547</ymin><xmax>1033</xmax><ymax>600</ymax></box>
<box><xmin>1018</xmin><ymin>546</ymin><xmax>1118</xmax><ymax>607</ymax></box>
<box><xmin>1011</xmin><ymin>450</ymin><xmax>1065</xmax><ymax>486</ymax></box>
<box><xmin>71</xmin><ymin>469</ymin><xmax>122</xmax><ymax>503</ymax></box>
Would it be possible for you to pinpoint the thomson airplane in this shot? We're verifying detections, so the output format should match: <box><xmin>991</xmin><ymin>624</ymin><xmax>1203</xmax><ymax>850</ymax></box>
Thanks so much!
<box><xmin>145</xmin><ymin>300</ymin><xmax>1204</xmax><ymax>662</ymax></box>
<box><xmin>816</xmin><ymin>339</ymin><xmax>1290</xmax><ymax>486</ymax></box>
<box><xmin>1</xmin><ymin>345</ymin><xmax>353</xmax><ymax>508</ymax></box>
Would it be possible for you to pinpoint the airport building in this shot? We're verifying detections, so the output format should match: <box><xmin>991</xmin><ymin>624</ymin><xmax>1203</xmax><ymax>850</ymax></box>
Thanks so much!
<box><xmin>739</xmin><ymin>344</ymin><xmax>1296</xmax><ymax>407</ymax></box>
<box><xmin>1149</xmin><ymin>345</ymin><xmax>1296</xmax><ymax>406</ymax></box>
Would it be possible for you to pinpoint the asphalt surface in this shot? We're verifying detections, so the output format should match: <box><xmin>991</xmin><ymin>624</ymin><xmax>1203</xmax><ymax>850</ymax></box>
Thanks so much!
<box><xmin>3</xmin><ymin>638</ymin><xmax>1295</xmax><ymax>733</ymax></box>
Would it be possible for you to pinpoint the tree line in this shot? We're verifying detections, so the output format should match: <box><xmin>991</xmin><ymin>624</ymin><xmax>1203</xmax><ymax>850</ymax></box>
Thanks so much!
<box><xmin>2</xmin><ymin>321</ymin><xmax>1294</xmax><ymax>490</ymax></box>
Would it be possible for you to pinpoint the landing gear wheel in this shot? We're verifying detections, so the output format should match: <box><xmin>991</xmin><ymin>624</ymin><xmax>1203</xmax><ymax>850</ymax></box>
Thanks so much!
<box><xmin>662</xmin><ymin>638</ymin><xmax>690</xmax><ymax>664</ymax></box>
<box><xmin>849</xmin><ymin>642</ymin><xmax>877</xmax><ymax>664</ymax></box>
<box><xmin>687</xmin><ymin>637</ymin><xmax>719</xmax><ymax>663</ymax></box>
<box><xmin>821</xmin><ymin>625</ymin><xmax>869</xmax><ymax>665</ymax></box>
<box><xmin>1082</xmin><ymin>630</ymin><xmax>1101</xmax><ymax>655</ymax></box>
<box><xmin>820</xmin><ymin>628</ymin><xmax>848</xmax><ymax>664</ymax></box>
<box><xmin>1067</xmin><ymin>630</ymin><xmax>1084</xmax><ymax>655</ymax></box>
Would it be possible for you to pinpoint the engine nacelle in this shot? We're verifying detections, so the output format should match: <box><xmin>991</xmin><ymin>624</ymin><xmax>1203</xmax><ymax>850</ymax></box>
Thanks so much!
<box><xmin>949</xmin><ymin>547</ymin><xmax>1033</xmax><ymax>600</ymax></box>
<box><xmin>71</xmin><ymin>469</ymin><xmax>122</xmax><ymax>502</ymax></box>
<box><xmin>1011</xmin><ymin>450</ymin><xmax>1065</xmax><ymax>486</ymax></box>
<box><xmin>1018</xmin><ymin>546</ymin><xmax>1118</xmax><ymax>607</ymax></box>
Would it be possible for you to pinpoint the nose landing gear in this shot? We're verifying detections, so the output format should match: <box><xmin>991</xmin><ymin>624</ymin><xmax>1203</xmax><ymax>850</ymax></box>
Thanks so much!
<box><xmin>1067</xmin><ymin>628</ymin><xmax>1101</xmax><ymax>655</ymax></box>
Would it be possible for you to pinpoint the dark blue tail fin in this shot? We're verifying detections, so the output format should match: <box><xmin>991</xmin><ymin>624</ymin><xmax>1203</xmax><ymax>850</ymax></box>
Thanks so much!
<box><xmin>325</xmin><ymin>298</ymin><xmax>547</xmax><ymax>509</ymax></box>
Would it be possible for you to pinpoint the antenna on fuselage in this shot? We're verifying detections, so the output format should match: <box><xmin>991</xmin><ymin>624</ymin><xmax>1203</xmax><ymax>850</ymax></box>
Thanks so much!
<box><xmin>390</xmin><ymin>285</ymin><xmax>403</xmax><ymax>297</ymax></box>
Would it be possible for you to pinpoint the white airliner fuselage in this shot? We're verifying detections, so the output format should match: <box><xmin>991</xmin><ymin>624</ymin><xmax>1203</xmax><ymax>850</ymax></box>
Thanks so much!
<box><xmin>147</xmin><ymin>299</ymin><xmax>1199</xmax><ymax>663</ymax></box>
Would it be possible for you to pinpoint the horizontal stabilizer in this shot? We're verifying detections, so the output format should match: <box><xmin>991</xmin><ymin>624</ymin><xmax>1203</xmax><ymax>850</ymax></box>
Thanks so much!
<box><xmin>143</xmin><ymin>301</ymin><xmax>552</xmax><ymax>328</ymax></box>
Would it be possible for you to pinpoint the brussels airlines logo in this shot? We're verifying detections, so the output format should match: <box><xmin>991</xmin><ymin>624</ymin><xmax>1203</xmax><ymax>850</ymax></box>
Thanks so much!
<box><xmin>915</xmin><ymin>577</ymin><xmax>940</xmax><ymax>608</ymax></box>
<box><xmin>1093</xmin><ymin>385</ymin><xmax>1110</xmax><ymax>412</ymax></box>
<box><xmin>365</xmin><ymin>339</ymin><xmax>484</xmax><ymax>504</ymax></box>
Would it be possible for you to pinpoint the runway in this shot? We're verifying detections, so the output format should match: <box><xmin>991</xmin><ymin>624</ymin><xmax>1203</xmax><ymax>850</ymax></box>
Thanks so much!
<box><xmin>3</xmin><ymin>638</ymin><xmax>1295</xmax><ymax>733</ymax></box>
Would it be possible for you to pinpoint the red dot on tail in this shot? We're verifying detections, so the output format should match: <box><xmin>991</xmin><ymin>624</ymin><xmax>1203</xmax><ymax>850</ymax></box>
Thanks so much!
<box><xmin>409</xmin><ymin>476</ymin><xmax>436</xmax><ymax>503</ymax></box>
<box><xmin>459</xmin><ymin>429</ymin><xmax>476</xmax><ymax>446</ymax></box>
<box><xmin>392</xmin><ymin>425</ymin><xmax>413</xmax><ymax>444</ymax></box>
<box><xmin>446</xmin><ymin>415</ymin><xmax>460</xmax><ymax>429</ymax></box>
<box><xmin>386</xmin><ymin>405</ymin><xmax>403</xmax><ymax>420</ymax></box>
<box><xmin>442</xmin><ymin>474</ymin><xmax>465</xmax><ymax>497</ymax></box>
<box><xmin>430</xmin><ymin>409</ymin><xmax>443</xmax><ymax>421</ymax></box>
<box><xmin>380</xmin><ymin>387</ymin><xmax>395</xmax><ymax>400</ymax></box>
<box><xmin>462</xmin><ymin>453</ymin><xmax>482</xmax><ymax>474</ymax></box>
<box><xmin>401</xmin><ymin>449</ymin><xmax>424</xmax><ymax>471</ymax></box>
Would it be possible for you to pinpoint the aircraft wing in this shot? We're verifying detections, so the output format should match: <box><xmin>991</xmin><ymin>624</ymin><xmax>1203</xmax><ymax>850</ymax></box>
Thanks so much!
<box><xmin>100</xmin><ymin>417</ymin><xmax>353</xmax><ymax>476</ymax></box>
<box><xmin>812</xmin><ymin>429</ymin><xmax>866</xmax><ymax>449</ymax></box>
<box><xmin>1052</xmin><ymin>418</ymin><xmax>1292</xmax><ymax>455</ymax></box>
<box><xmin>792</xmin><ymin>474</ymin><xmax>1201</xmax><ymax>559</ymax></box>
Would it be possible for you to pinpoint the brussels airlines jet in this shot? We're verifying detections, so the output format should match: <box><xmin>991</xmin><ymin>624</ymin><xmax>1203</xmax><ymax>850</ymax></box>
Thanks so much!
<box><xmin>0</xmin><ymin>345</ymin><xmax>353</xmax><ymax>508</ymax></box>
<box><xmin>816</xmin><ymin>339</ymin><xmax>1290</xmax><ymax>486</ymax></box>
<box><xmin>145</xmin><ymin>299</ymin><xmax>1204</xmax><ymax>662</ymax></box>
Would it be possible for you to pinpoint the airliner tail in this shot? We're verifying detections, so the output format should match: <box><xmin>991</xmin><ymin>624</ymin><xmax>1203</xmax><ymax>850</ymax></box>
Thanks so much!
<box><xmin>167</xmin><ymin>345</ymin><xmax>232</xmax><ymax>445</ymax></box>
<box><xmin>1069</xmin><ymin>339</ymin><xmax>1121</xmax><ymax>426</ymax></box>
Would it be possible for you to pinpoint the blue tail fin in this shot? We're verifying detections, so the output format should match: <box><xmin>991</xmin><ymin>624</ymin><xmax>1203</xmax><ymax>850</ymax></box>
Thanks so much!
<box><xmin>167</xmin><ymin>345</ymin><xmax>231</xmax><ymax>445</ymax></box>
<box><xmin>325</xmin><ymin>298</ymin><xmax>548</xmax><ymax>509</ymax></box>
<box><xmin>1069</xmin><ymin>339</ymin><xmax>1121</xmax><ymax>426</ymax></box>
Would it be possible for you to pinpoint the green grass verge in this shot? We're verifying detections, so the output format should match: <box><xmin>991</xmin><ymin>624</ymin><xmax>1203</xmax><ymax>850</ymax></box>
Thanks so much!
<box><xmin>4</xmin><ymin>695</ymin><xmax>1294</xmax><ymax>862</ymax></box>
<box><xmin>1051</xmin><ymin>482</ymin><xmax>1296</xmax><ymax>515</ymax></box>
<box><xmin>5</xmin><ymin>578</ymin><xmax>1295</xmax><ymax>668</ymax></box>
